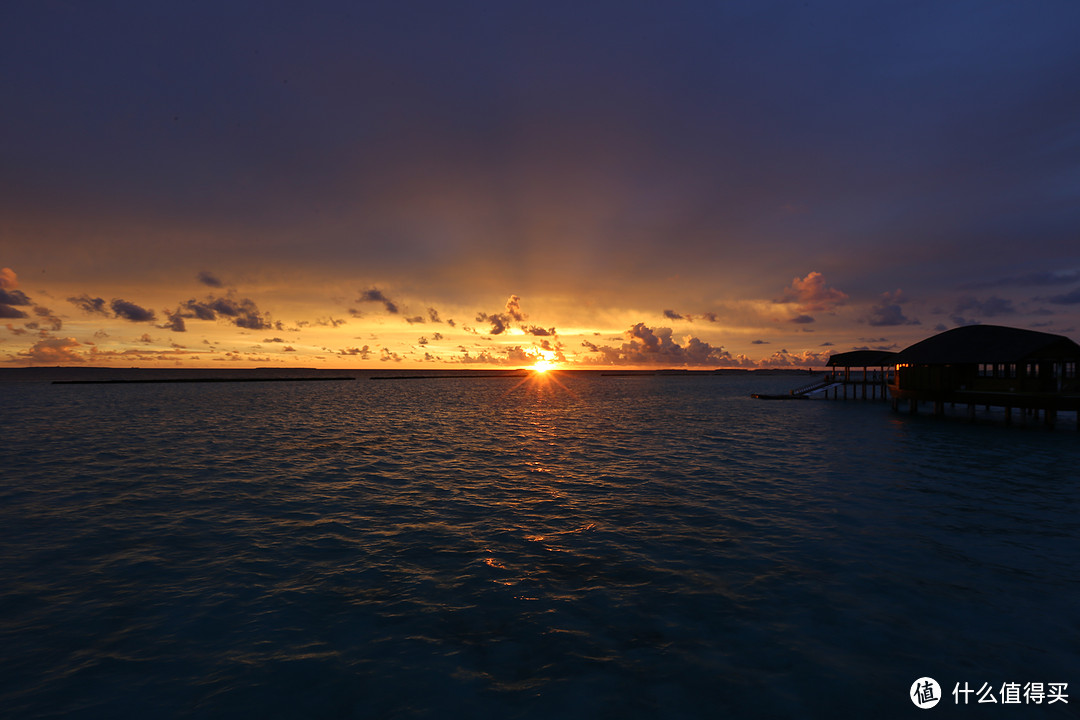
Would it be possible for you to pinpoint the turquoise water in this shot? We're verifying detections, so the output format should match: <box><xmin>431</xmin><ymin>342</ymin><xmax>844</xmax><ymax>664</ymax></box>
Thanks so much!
<box><xmin>2</xmin><ymin>373</ymin><xmax>1077</xmax><ymax>718</ymax></box>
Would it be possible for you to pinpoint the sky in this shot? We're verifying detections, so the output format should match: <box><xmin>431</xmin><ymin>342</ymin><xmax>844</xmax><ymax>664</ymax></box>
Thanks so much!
<box><xmin>3</xmin><ymin>1</ymin><xmax>1079</xmax><ymax>369</ymax></box>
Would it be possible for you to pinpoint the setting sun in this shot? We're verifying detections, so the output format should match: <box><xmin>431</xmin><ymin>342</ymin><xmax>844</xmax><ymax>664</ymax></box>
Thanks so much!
<box><xmin>533</xmin><ymin>359</ymin><xmax>555</xmax><ymax>373</ymax></box>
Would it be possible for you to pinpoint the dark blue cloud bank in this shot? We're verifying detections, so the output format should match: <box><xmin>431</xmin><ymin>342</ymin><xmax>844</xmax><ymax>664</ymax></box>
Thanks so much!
<box><xmin>2</xmin><ymin>1</ymin><xmax>1078</xmax><ymax>326</ymax></box>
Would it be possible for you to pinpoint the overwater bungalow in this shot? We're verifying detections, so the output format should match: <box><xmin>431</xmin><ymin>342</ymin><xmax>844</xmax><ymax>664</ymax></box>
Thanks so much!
<box><xmin>824</xmin><ymin>350</ymin><xmax>897</xmax><ymax>400</ymax></box>
<box><xmin>889</xmin><ymin>324</ymin><xmax>1080</xmax><ymax>427</ymax></box>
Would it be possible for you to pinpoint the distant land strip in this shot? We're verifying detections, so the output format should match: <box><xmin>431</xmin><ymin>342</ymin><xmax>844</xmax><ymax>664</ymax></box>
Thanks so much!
<box><xmin>53</xmin><ymin>377</ymin><xmax>357</xmax><ymax>385</ymax></box>
<box><xmin>370</xmin><ymin>373</ymin><xmax>528</xmax><ymax>380</ymax></box>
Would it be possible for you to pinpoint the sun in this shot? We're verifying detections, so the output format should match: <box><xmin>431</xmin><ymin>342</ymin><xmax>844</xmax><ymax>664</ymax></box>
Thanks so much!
<box><xmin>533</xmin><ymin>359</ymin><xmax>555</xmax><ymax>373</ymax></box>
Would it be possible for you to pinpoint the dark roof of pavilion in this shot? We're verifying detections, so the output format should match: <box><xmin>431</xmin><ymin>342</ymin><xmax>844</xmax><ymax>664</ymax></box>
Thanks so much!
<box><xmin>894</xmin><ymin>325</ymin><xmax>1080</xmax><ymax>365</ymax></box>
<box><xmin>826</xmin><ymin>350</ymin><xmax>898</xmax><ymax>367</ymax></box>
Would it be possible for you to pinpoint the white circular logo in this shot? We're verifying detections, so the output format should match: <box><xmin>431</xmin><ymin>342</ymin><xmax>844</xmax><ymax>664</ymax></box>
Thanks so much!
<box><xmin>911</xmin><ymin>677</ymin><xmax>941</xmax><ymax>709</ymax></box>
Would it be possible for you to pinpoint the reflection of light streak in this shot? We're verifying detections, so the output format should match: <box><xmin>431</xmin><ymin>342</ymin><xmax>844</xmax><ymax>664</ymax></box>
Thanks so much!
<box><xmin>502</xmin><ymin>369</ymin><xmax>580</xmax><ymax>400</ymax></box>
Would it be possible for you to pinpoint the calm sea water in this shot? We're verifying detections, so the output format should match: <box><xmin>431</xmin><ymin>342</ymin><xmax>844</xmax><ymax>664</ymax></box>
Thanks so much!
<box><xmin>2</xmin><ymin>372</ymin><xmax>1078</xmax><ymax>718</ymax></box>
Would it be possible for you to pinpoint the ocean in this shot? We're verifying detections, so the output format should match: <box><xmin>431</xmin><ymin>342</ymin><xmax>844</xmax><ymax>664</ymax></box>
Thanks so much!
<box><xmin>2</xmin><ymin>371</ymin><xmax>1078</xmax><ymax>718</ymax></box>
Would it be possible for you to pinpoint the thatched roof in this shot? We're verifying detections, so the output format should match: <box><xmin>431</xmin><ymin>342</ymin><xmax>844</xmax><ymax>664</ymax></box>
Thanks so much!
<box><xmin>827</xmin><ymin>350</ymin><xmax>898</xmax><ymax>367</ymax></box>
<box><xmin>894</xmin><ymin>325</ymin><xmax>1080</xmax><ymax>365</ymax></box>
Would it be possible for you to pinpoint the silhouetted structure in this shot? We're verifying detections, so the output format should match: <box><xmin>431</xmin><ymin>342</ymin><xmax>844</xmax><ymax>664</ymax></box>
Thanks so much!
<box><xmin>824</xmin><ymin>350</ymin><xmax>897</xmax><ymax>400</ymax></box>
<box><xmin>889</xmin><ymin>325</ymin><xmax>1080</xmax><ymax>427</ymax></box>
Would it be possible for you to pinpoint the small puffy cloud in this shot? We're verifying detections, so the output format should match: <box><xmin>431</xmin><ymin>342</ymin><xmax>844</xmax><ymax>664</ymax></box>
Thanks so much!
<box><xmin>380</xmin><ymin>347</ymin><xmax>403</xmax><ymax>362</ymax></box>
<box><xmin>432</xmin><ymin>332</ymin><xmax>444</xmax><ymax>341</ymax></box>
<box><xmin>338</xmin><ymin>345</ymin><xmax>371</xmax><ymax>358</ymax></box>
<box><xmin>790</xmin><ymin>314</ymin><xmax>815</xmax><ymax>324</ymax></box>
<box><xmin>775</xmin><ymin>272</ymin><xmax>849</xmax><ymax>312</ymax></box>
<box><xmin>476</xmin><ymin>311</ymin><xmax>508</xmax><ymax>335</ymax></box>
<box><xmin>417</xmin><ymin>336</ymin><xmax>429</xmax><ymax>345</ymax></box>
<box><xmin>405</xmin><ymin>315</ymin><xmax>425</xmax><ymax>324</ymax></box>
<box><xmin>197</xmin><ymin>271</ymin><xmax>224</xmax><ymax>288</ymax></box>
<box><xmin>752</xmin><ymin>339</ymin><xmax>769</xmax><ymax>344</ymax></box>
<box><xmin>263</xmin><ymin>337</ymin><xmax>286</xmax><ymax>343</ymax></box>
<box><xmin>699</xmin><ymin>312</ymin><xmax>719</xmax><ymax>323</ymax></box>
<box><xmin>5</xmin><ymin>323</ymin><xmax>29</xmax><ymax>335</ymax></box>
<box><xmin>111</xmin><ymin>298</ymin><xmax>156</xmax><ymax>322</ymax></box>
<box><xmin>427</xmin><ymin>307</ymin><xmax>442</xmax><ymax>323</ymax></box>
<box><xmin>523</xmin><ymin>325</ymin><xmax>555</xmax><ymax>336</ymax></box>
<box><xmin>358</xmin><ymin>288</ymin><xmax>399</xmax><ymax>314</ymax></box>
<box><xmin>0</xmin><ymin>267</ymin><xmax>17</xmax><ymax>289</ymax></box>
<box><xmin>663</xmin><ymin>309</ymin><xmax>683</xmax><ymax>320</ymax></box>
<box><xmin>283</xmin><ymin>346</ymin><xmax>296</xmax><ymax>352</ymax></box>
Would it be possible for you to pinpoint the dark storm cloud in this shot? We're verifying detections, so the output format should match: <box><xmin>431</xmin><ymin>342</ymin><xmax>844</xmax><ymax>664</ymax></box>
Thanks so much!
<box><xmin>110</xmin><ymin>298</ymin><xmax>155</xmax><ymax>322</ymax></box>
<box><xmin>357</xmin><ymin>288</ymin><xmax>399</xmax><ymax>314</ymax></box>
<box><xmin>197</xmin><ymin>271</ymin><xmax>224</xmax><ymax>288</ymax></box>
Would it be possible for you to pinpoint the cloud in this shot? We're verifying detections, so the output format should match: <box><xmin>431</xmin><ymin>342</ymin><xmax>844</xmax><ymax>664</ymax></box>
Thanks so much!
<box><xmin>427</xmin><ymin>307</ymin><xmax>442</xmax><ymax>323</ymax></box>
<box><xmin>751</xmin><ymin>339</ymin><xmax>769</xmax><ymax>344</ymax></box>
<box><xmin>179</xmin><ymin>294</ymin><xmax>272</xmax><ymax>329</ymax></box>
<box><xmin>263</xmin><ymin>337</ymin><xmax>286</xmax><ymax>343</ymax></box>
<box><xmin>5</xmin><ymin>323</ymin><xmax>29</xmax><ymax>335</ymax></box>
<box><xmin>161</xmin><ymin>310</ymin><xmax>186</xmax><ymax>332</ymax></box>
<box><xmin>663</xmin><ymin>309</ymin><xmax>683</xmax><ymax>320</ymax></box>
<box><xmin>477</xmin><ymin>295</ymin><xmax>531</xmax><ymax>335</ymax></box>
<box><xmin>962</xmin><ymin>270</ymin><xmax>1080</xmax><ymax>289</ymax></box>
<box><xmin>23</xmin><ymin>336</ymin><xmax>84</xmax><ymax>364</ymax></box>
<box><xmin>505</xmin><ymin>295</ymin><xmax>525</xmax><ymax>322</ymax></box>
<box><xmin>580</xmin><ymin>323</ymin><xmax>735</xmax><ymax>366</ymax></box>
<box><xmin>417</xmin><ymin>336</ymin><xmax>429</xmax><ymax>345</ymax></box>
<box><xmin>775</xmin><ymin>272</ymin><xmax>849</xmax><ymax>312</ymax></box>
<box><xmin>358</xmin><ymin>288</ymin><xmax>399</xmax><ymax>314</ymax></box>
<box><xmin>953</xmin><ymin>295</ymin><xmax>1016</xmax><ymax>317</ymax></box>
<box><xmin>790</xmin><ymin>314</ymin><xmax>815</xmax><ymax>324</ymax></box>
<box><xmin>405</xmin><ymin>315</ymin><xmax>425</xmax><ymax>324</ymax></box>
<box><xmin>0</xmin><ymin>271</ymin><xmax>33</xmax><ymax>317</ymax></box>
<box><xmin>197</xmin><ymin>271</ymin><xmax>224</xmax><ymax>288</ymax></box>
<box><xmin>432</xmin><ymin>332</ymin><xmax>443</xmax><ymax>340</ymax></box>
<box><xmin>866</xmin><ymin>290</ymin><xmax>920</xmax><ymax>326</ymax></box>
<box><xmin>338</xmin><ymin>345</ymin><xmax>371</xmax><ymax>358</ymax></box>
<box><xmin>1044</xmin><ymin>287</ymin><xmax>1080</xmax><ymax>305</ymax></box>
<box><xmin>111</xmin><ymin>298</ymin><xmax>156</xmax><ymax>322</ymax></box>
<box><xmin>523</xmin><ymin>325</ymin><xmax>555</xmax><ymax>336</ymax></box>
<box><xmin>0</xmin><ymin>289</ymin><xmax>32</xmax><ymax>307</ymax></box>
<box><xmin>68</xmin><ymin>294</ymin><xmax>109</xmax><ymax>315</ymax></box>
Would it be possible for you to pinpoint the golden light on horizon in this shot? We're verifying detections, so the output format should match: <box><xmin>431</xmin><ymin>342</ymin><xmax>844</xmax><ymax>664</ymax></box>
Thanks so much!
<box><xmin>533</xmin><ymin>359</ymin><xmax>555</xmax><ymax>373</ymax></box>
